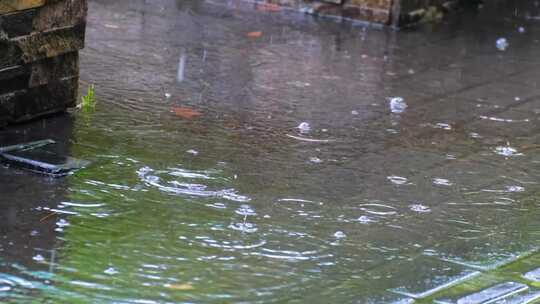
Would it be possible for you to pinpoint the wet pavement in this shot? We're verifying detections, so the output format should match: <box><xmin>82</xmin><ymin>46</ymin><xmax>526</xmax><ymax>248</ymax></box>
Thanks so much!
<box><xmin>2</xmin><ymin>0</ymin><xmax>540</xmax><ymax>302</ymax></box>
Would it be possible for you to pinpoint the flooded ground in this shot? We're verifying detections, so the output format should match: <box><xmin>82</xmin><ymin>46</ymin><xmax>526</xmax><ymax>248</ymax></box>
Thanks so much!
<box><xmin>2</xmin><ymin>0</ymin><xmax>540</xmax><ymax>302</ymax></box>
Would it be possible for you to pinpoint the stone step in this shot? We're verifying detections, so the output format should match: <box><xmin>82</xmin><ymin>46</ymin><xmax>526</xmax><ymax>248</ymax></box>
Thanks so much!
<box><xmin>435</xmin><ymin>282</ymin><xmax>529</xmax><ymax>304</ymax></box>
<box><xmin>492</xmin><ymin>290</ymin><xmax>540</xmax><ymax>304</ymax></box>
<box><xmin>523</xmin><ymin>268</ymin><xmax>540</xmax><ymax>283</ymax></box>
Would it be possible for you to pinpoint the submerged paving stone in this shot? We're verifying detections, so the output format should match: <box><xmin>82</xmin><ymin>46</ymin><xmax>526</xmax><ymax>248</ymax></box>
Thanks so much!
<box><xmin>382</xmin><ymin>255</ymin><xmax>481</xmax><ymax>299</ymax></box>
<box><xmin>0</xmin><ymin>139</ymin><xmax>89</xmax><ymax>177</ymax></box>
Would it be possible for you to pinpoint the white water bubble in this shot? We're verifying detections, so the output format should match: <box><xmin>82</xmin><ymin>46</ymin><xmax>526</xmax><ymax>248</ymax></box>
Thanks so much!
<box><xmin>33</xmin><ymin>254</ymin><xmax>45</xmax><ymax>262</ymax></box>
<box><xmin>186</xmin><ymin>149</ymin><xmax>199</xmax><ymax>156</ymax></box>
<box><xmin>469</xmin><ymin>132</ymin><xmax>482</xmax><ymax>139</ymax></box>
<box><xmin>506</xmin><ymin>185</ymin><xmax>525</xmax><ymax>192</ymax></box>
<box><xmin>496</xmin><ymin>38</ymin><xmax>509</xmax><ymax>51</ymax></box>
<box><xmin>389</xmin><ymin>97</ymin><xmax>407</xmax><ymax>114</ymax></box>
<box><xmin>494</xmin><ymin>146</ymin><xmax>520</xmax><ymax>157</ymax></box>
<box><xmin>433</xmin><ymin>178</ymin><xmax>452</xmax><ymax>186</ymax></box>
<box><xmin>334</xmin><ymin>231</ymin><xmax>347</xmax><ymax>239</ymax></box>
<box><xmin>235</xmin><ymin>204</ymin><xmax>256</xmax><ymax>216</ymax></box>
<box><xmin>387</xmin><ymin>175</ymin><xmax>408</xmax><ymax>185</ymax></box>
<box><xmin>297</xmin><ymin>122</ymin><xmax>311</xmax><ymax>133</ymax></box>
<box><xmin>357</xmin><ymin>216</ymin><xmax>373</xmax><ymax>224</ymax></box>
<box><xmin>104</xmin><ymin>267</ymin><xmax>119</xmax><ymax>275</ymax></box>
<box><xmin>409</xmin><ymin>204</ymin><xmax>431</xmax><ymax>213</ymax></box>
<box><xmin>435</xmin><ymin>123</ymin><xmax>452</xmax><ymax>130</ymax></box>
<box><xmin>309</xmin><ymin>157</ymin><xmax>322</xmax><ymax>164</ymax></box>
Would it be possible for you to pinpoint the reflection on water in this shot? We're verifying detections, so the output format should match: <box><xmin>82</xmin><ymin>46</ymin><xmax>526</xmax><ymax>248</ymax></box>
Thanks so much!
<box><xmin>2</xmin><ymin>0</ymin><xmax>540</xmax><ymax>302</ymax></box>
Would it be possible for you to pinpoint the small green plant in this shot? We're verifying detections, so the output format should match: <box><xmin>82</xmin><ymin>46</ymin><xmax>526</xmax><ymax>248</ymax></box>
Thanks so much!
<box><xmin>81</xmin><ymin>84</ymin><xmax>96</xmax><ymax>109</ymax></box>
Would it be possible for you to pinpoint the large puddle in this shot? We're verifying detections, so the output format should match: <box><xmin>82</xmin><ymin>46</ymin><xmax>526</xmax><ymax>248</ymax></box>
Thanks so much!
<box><xmin>2</xmin><ymin>0</ymin><xmax>540</xmax><ymax>302</ymax></box>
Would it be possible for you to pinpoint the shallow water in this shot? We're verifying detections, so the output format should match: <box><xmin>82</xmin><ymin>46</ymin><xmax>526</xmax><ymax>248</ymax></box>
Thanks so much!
<box><xmin>2</xmin><ymin>0</ymin><xmax>540</xmax><ymax>302</ymax></box>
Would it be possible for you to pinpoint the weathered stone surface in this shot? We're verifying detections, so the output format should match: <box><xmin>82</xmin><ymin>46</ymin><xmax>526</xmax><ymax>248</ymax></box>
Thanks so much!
<box><xmin>0</xmin><ymin>0</ymin><xmax>86</xmax><ymax>39</ymax></box>
<box><xmin>0</xmin><ymin>0</ymin><xmax>86</xmax><ymax>125</ymax></box>
<box><xmin>0</xmin><ymin>0</ymin><xmax>45</xmax><ymax>15</ymax></box>
<box><xmin>0</xmin><ymin>76</ymin><xmax>78</xmax><ymax>124</ymax></box>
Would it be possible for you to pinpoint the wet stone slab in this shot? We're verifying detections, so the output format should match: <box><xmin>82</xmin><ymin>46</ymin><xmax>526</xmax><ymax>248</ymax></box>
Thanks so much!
<box><xmin>492</xmin><ymin>290</ymin><xmax>540</xmax><ymax>304</ymax></box>
<box><xmin>523</xmin><ymin>268</ymin><xmax>540</xmax><ymax>283</ymax></box>
<box><xmin>435</xmin><ymin>282</ymin><xmax>529</xmax><ymax>304</ymax></box>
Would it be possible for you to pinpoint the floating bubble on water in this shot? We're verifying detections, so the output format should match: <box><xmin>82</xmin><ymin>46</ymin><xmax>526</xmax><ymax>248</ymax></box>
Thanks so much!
<box><xmin>33</xmin><ymin>254</ymin><xmax>45</xmax><ymax>262</ymax></box>
<box><xmin>186</xmin><ymin>149</ymin><xmax>199</xmax><ymax>156</ymax></box>
<box><xmin>235</xmin><ymin>204</ymin><xmax>256</xmax><ymax>216</ymax></box>
<box><xmin>287</xmin><ymin>81</ymin><xmax>311</xmax><ymax>88</ymax></box>
<box><xmin>0</xmin><ymin>280</ymin><xmax>13</xmax><ymax>292</ymax></box>
<box><xmin>433</xmin><ymin>178</ymin><xmax>453</xmax><ymax>186</ymax></box>
<box><xmin>104</xmin><ymin>267</ymin><xmax>119</xmax><ymax>275</ymax></box>
<box><xmin>387</xmin><ymin>175</ymin><xmax>408</xmax><ymax>185</ymax></box>
<box><xmin>206</xmin><ymin>202</ymin><xmax>227</xmax><ymax>209</ymax></box>
<box><xmin>309</xmin><ymin>157</ymin><xmax>322</xmax><ymax>164</ymax></box>
<box><xmin>389</xmin><ymin>97</ymin><xmax>407</xmax><ymax>114</ymax></box>
<box><xmin>435</xmin><ymin>123</ymin><xmax>452</xmax><ymax>130</ymax></box>
<box><xmin>351</xmin><ymin>110</ymin><xmax>359</xmax><ymax>115</ymax></box>
<box><xmin>229</xmin><ymin>222</ymin><xmax>258</xmax><ymax>233</ymax></box>
<box><xmin>357</xmin><ymin>216</ymin><xmax>374</xmax><ymax>224</ymax></box>
<box><xmin>506</xmin><ymin>185</ymin><xmax>525</xmax><ymax>192</ymax></box>
<box><xmin>494</xmin><ymin>146</ymin><xmax>520</xmax><ymax>157</ymax></box>
<box><xmin>359</xmin><ymin>203</ymin><xmax>398</xmax><ymax>216</ymax></box>
<box><xmin>334</xmin><ymin>231</ymin><xmax>347</xmax><ymax>239</ymax></box>
<box><xmin>297</xmin><ymin>122</ymin><xmax>311</xmax><ymax>133</ymax></box>
<box><xmin>409</xmin><ymin>204</ymin><xmax>431</xmax><ymax>213</ymax></box>
<box><xmin>56</xmin><ymin>219</ymin><xmax>70</xmax><ymax>228</ymax></box>
<box><xmin>496</xmin><ymin>38</ymin><xmax>509</xmax><ymax>51</ymax></box>
<box><xmin>469</xmin><ymin>132</ymin><xmax>482</xmax><ymax>139</ymax></box>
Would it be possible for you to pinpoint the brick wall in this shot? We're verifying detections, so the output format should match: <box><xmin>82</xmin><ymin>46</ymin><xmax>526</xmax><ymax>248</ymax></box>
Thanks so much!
<box><xmin>0</xmin><ymin>0</ymin><xmax>86</xmax><ymax>125</ymax></box>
